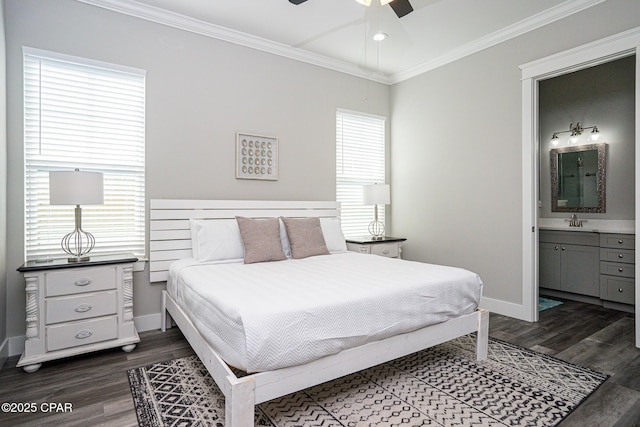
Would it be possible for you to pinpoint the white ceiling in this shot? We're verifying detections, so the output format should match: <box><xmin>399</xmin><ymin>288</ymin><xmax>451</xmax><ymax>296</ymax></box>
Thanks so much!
<box><xmin>80</xmin><ymin>0</ymin><xmax>605</xmax><ymax>84</ymax></box>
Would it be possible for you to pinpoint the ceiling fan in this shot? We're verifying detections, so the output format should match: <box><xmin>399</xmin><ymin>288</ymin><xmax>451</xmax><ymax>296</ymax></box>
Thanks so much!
<box><xmin>289</xmin><ymin>0</ymin><xmax>414</xmax><ymax>19</ymax></box>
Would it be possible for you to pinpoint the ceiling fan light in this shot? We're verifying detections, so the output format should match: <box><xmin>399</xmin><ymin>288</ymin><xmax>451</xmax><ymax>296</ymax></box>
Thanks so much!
<box><xmin>355</xmin><ymin>0</ymin><xmax>372</xmax><ymax>5</ymax></box>
<box><xmin>380</xmin><ymin>0</ymin><xmax>394</xmax><ymax>5</ymax></box>
<box><xmin>373</xmin><ymin>32</ymin><xmax>388</xmax><ymax>41</ymax></box>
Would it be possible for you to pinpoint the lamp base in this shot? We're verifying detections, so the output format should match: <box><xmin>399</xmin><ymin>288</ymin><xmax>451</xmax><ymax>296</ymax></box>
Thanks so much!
<box><xmin>61</xmin><ymin>206</ymin><xmax>96</xmax><ymax>262</ymax></box>
<box><xmin>67</xmin><ymin>256</ymin><xmax>91</xmax><ymax>263</ymax></box>
<box><xmin>368</xmin><ymin>220</ymin><xmax>385</xmax><ymax>240</ymax></box>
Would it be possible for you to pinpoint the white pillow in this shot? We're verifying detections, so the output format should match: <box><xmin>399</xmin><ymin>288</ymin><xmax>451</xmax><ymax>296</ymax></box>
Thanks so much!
<box><xmin>279</xmin><ymin>218</ymin><xmax>292</xmax><ymax>258</ymax></box>
<box><xmin>190</xmin><ymin>219</ymin><xmax>244</xmax><ymax>262</ymax></box>
<box><xmin>319</xmin><ymin>217</ymin><xmax>348</xmax><ymax>253</ymax></box>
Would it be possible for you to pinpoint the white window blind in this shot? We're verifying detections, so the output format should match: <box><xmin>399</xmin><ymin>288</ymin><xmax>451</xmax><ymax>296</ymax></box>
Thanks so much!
<box><xmin>24</xmin><ymin>47</ymin><xmax>146</xmax><ymax>261</ymax></box>
<box><xmin>336</xmin><ymin>109</ymin><xmax>386</xmax><ymax>238</ymax></box>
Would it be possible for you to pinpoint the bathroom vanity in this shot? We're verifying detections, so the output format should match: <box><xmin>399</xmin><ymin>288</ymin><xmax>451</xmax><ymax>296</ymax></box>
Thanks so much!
<box><xmin>539</xmin><ymin>227</ymin><xmax>635</xmax><ymax>312</ymax></box>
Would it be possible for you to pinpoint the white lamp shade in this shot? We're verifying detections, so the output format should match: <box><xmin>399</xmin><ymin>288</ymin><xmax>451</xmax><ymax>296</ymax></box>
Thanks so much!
<box><xmin>363</xmin><ymin>184</ymin><xmax>390</xmax><ymax>205</ymax></box>
<box><xmin>49</xmin><ymin>170</ymin><xmax>104</xmax><ymax>205</ymax></box>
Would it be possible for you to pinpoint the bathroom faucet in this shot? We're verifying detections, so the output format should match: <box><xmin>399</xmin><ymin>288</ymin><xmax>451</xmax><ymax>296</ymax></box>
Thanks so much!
<box><xmin>569</xmin><ymin>214</ymin><xmax>583</xmax><ymax>227</ymax></box>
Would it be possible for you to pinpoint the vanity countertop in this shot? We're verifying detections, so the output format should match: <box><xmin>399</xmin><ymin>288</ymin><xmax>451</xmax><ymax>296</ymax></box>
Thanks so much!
<box><xmin>538</xmin><ymin>218</ymin><xmax>635</xmax><ymax>234</ymax></box>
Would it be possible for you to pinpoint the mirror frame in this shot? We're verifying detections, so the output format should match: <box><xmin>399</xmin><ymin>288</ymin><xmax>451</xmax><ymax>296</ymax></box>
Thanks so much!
<box><xmin>550</xmin><ymin>142</ymin><xmax>606</xmax><ymax>213</ymax></box>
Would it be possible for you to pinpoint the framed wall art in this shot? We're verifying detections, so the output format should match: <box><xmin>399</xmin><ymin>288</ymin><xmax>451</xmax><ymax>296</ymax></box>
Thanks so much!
<box><xmin>236</xmin><ymin>133</ymin><xmax>278</xmax><ymax>181</ymax></box>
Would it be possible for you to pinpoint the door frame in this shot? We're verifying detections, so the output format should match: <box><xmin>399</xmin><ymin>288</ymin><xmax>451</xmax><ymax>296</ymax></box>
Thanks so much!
<box><xmin>520</xmin><ymin>27</ymin><xmax>640</xmax><ymax>347</ymax></box>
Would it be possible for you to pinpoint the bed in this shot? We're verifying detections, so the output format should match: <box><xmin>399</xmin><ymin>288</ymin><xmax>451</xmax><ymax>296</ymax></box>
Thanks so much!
<box><xmin>150</xmin><ymin>199</ymin><xmax>488</xmax><ymax>427</ymax></box>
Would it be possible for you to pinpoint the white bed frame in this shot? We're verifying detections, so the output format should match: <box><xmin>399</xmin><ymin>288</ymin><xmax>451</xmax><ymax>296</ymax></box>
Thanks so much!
<box><xmin>150</xmin><ymin>199</ymin><xmax>489</xmax><ymax>427</ymax></box>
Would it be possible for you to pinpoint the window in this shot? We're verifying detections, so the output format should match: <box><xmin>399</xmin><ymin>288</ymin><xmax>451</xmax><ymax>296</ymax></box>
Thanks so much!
<box><xmin>24</xmin><ymin>47</ymin><xmax>146</xmax><ymax>261</ymax></box>
<box><xmin>336</xmin><ymin>109</ymin><xmax>386</xmax><ymax>237</ymax></box>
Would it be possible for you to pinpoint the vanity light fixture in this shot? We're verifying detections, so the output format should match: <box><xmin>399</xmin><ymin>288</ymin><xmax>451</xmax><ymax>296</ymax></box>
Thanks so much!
<box><xmin>550</xmin><ymin>122</ymin><xmax>599</xmax><ymax>146</ymax></box>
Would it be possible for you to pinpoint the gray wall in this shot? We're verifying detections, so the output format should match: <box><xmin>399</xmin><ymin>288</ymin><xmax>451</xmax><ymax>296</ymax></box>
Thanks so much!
<box><xmin>539</xmin><ymin>56</ymin><xmax>636</xmax><ymax>219</ymax></box>
<box><xmin>4</xmin><ymin>0</ymin><xmax>389</xmax><ymax>340</ymax></box>
<box><xmin>0</xmin><ymin>0</ymin><xmax>7</xmax><ymax>364</ymax></box>
<box><xmin>390</xmin><ymin>0</ymin><xmax>640</xmax><ymax>305</ymax></box>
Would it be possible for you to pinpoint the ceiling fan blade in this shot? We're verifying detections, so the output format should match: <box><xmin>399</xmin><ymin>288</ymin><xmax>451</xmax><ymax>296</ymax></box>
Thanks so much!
<box><xmin>389</xmin><ymin>0</ymin><xmax>413</xmax><ymax>18</ymax></box>
<box><xmin>289</xmin><ymin>0</ymin><xmax>308</xmax><ymax>4</ymax></box>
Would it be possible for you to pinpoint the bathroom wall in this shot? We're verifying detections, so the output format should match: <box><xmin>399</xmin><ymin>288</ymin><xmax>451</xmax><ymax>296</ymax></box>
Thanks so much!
<box><xmin>539</xmin><ymin>55</ymin><xmax>636</xmax><ymax>220</ymax></box>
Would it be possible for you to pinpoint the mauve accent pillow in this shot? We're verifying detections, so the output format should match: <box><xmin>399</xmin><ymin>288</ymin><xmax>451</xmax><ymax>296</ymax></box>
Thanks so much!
<box><xmin>281</xmin><ymin>217</ymin><xmax>330</xmax><ymax>259</ymax></box>
<box><xmin>236</xmin><ymin>216</ymin><xmax>287</xmax><ymax>264</ymax></box>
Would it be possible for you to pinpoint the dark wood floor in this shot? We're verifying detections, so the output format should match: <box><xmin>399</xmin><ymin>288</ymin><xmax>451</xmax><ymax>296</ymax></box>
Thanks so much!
<box><xmin>0</xmin><ymin>299</ymin><xmax>639</xmax><ymax>426</ymax></box>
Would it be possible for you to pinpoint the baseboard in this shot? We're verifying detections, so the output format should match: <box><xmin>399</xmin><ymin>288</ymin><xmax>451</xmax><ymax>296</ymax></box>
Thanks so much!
<box><xmin>5</xmin><ymin>313</ymin><xmax>164</xmax><ymax>358</ymax></box>
<box><xmin>134</xmin><ymin>312</ymin><xmax>163</xmax><ymax>333</ymax></box>
<box><xmin>0</xmin><ymin>337</ymin><xmax>8</xmax><ymax>371</ymax></box>
<box><xmin>479</xmin><ymin>297</ymin><xmax>530</xmax><ymax>321</ymax></box>
<box><xmin>8</xmin><ymin>335</ymin><xmax>25</xmax><ymax>358</ymax></box>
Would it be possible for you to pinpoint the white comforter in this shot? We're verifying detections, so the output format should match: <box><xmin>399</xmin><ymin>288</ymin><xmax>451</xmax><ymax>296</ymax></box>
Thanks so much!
<box><xmin>168</xmin><ymin>252</ymin><xmax>482</xmax><ymax>372</ymax></box>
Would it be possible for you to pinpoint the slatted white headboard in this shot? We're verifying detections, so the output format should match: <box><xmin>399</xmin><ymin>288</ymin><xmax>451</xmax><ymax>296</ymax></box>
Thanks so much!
<box><xmin>149</xmin><ymin>199</ymin><xmax>341</xmax><ymax>282</ymax></box>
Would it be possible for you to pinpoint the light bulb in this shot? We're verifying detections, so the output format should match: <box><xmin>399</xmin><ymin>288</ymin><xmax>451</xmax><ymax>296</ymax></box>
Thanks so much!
<box><xmin>550</xmin><ymin>134</ymin><xmax>560</xmax><ymax>146</ymax></box>
<box><xmin>590</xmin><ymin>127</ymin><xmax>600</xmax><ymax>141</ymax></box>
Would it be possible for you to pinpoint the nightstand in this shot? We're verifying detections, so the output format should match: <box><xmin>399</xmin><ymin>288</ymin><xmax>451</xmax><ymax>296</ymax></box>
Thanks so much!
<box><xmin>16</xmin><ymin>253</ymin><xmax>140</xmax><ymax>372</ymax></box>
<box><xmin>346</xmin><ymin>236</ymin><xmax>407</xmax><ymax>259</ymax></box>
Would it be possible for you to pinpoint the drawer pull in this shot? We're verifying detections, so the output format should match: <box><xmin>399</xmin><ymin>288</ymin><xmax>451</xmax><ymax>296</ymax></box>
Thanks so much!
<box><xmin>619</xmin><ymin>268</ymin><xmax>624</xmax><ymax>272</ymax></box>
<box><xmin>75</xmin><ymin>329</ymin><xmax>93</xmax><ymax>340</ymax></box>
<box><xmin>74</xmin><ymin>304</ymin><xmax>92</xmax><ymax>313</ymax></box>
<box><xmin>382</xmin><ymin>249</ymin><xmax>390</xmax><ymax>255</ymax></box>
<box><xmin>618</xmin><ymin>254</ymin><xmax>624</xmax><ymax>259</ymax></box>
<box><xmin>618</xmin><ymin>288</ymin><xmax>624</xmax><ymax>293</ymax></box>
<box><xmin>618</xmin><ymin>240</ymin><xmax>624</xmax><ymax>244</ymax></box>
<box><xmin>74</xmin><ymin>278</ymin><xmax>92</xmax><ymax>287</ymax></box>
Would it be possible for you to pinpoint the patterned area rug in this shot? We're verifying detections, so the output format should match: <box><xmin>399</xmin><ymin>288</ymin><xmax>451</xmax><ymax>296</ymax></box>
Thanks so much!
<box><xmin>128</xmin><ymin>335</ymin><xmax>607</xmax><ymax>426</ymax></box>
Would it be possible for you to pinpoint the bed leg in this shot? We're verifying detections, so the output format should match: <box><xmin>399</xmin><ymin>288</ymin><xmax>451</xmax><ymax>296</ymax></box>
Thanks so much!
<box><xmin>476</xmin><ymin>309</ymin><xmax>489</xmax><ymax>361</ymax></box>
<box><xmin>161</xmin><ymin>290</ymin><xmax>171</xmax><ymax>331</ymax></box>
<box><xmin>225</xmin><ymin>375</ymin><xmax>255</xmax><ymax>427</ymax></box>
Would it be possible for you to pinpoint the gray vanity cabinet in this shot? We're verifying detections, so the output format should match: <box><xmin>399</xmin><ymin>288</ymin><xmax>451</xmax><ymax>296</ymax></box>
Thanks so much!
<box><xmin>599</xmin><ymin>233</ymin><xmax>635</xmax><ymax>305</ymax></box>
<box><xmin>539</xmin><ymin>231</ymin><xmax>600</xmax><ymax>297</ymax></box>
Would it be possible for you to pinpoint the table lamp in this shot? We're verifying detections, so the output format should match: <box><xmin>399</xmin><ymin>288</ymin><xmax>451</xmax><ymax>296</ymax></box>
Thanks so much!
<box><xmin>363</xmin><ymin>183</ymin><xmax>390</xmax><ymax>240</ymax></box>
<box><xmin>49</xmin><ymin>169</ymin><xmax>104</xmax><ymax>262</ymax></box>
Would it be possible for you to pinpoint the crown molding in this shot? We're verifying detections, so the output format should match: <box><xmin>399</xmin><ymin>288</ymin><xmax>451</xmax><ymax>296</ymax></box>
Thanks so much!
<box><xmin>77</xmin><ymin>0</ymin><xmax>604</xmax><ymax>86</ymax></box>
<box><xmin>389</xmin><ymin>0</ymin><xmax>607</xmax><ymax>84</ymax></box>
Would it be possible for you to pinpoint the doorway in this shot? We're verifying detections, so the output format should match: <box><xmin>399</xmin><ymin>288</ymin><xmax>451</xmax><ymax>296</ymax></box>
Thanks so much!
<box><xmin>520</xmin><ymin>28</ymin><xmax>640</xmax><ymax>347</ymax></box>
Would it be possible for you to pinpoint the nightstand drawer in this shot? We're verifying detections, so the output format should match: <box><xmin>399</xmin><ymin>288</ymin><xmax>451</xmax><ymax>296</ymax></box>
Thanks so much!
<box><xmin>46</xmin><ymin>316</ymin><xmax>118</xmax><ymax>352</ymax></box>
<box><xmin>347</xmin><ymin>242</ymin><xmax>371</xmax><ymax>254</ymax></box>
<box><xmin>600</xmin><ymin>248</ymin><xmax>635</xmax><ymax>264</ymax></box>
<box><xmin>371</xmin><ymin>243</ymin><xmax>399</xmax><ymax>258</ymax></box>
<box><xmin>45</xmin><ymin>266</ymin><xmax>116</xmax><ymax>297</ymax></box>
<box><xmin>600</xmin><ymin>276</ymin><xmax>635</xmax><ymax>305</ymax></box>
<box><xmin>45</xmin><ymin>291</ymin><xmax>118</xmax><ymax>324</ymax></box>
<box><xmin>600</xmin><ymin>262</ymin><xmax>635</xmax><ymax>278</ymax></box>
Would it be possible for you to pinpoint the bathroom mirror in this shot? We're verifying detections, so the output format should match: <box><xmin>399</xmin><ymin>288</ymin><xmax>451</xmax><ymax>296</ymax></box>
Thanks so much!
<box><xmin>550</xmin><ymin>143</ymin><xmax>606</xmax><ymax>213</ymax></box>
